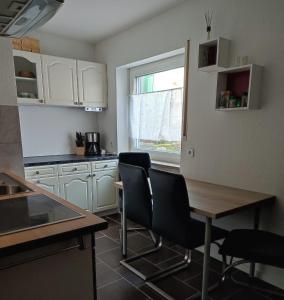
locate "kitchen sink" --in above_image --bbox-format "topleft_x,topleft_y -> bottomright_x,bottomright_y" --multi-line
0,173 -> 31,196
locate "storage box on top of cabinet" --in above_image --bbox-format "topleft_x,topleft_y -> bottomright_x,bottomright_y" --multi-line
215,64 -> 263,111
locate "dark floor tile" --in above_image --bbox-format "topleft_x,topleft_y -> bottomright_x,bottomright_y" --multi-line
127,233 -> 154,253
227,288 -> 270,300
160,259 -> 203,282
209,258 -> 224,274
95,231 -> 105,239
97,278 -> 150,300
130,258 -> 161,276
102,224 -> 121,241
98,246 -> 135,269
150,276 -> 198,300
185,270 -> 221,291
96,236 -> 120,255
208,277 -> 241,300
96,262 -> 121,288
115,265 -> 145,287
140,284 -> 168,300
107,213 -> 121,223
104,217 -> 120,227
144,246 -> 180,265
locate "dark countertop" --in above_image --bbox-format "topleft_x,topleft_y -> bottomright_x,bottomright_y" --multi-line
24,154 -> 118,167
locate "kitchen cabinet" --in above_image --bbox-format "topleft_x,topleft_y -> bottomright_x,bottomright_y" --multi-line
92,169 -> 117,212
13,50 -> 44,105
59,173 -> 92,210
29,176 -> 59,196
41,55 -> 78,106
77,60 -> 107,108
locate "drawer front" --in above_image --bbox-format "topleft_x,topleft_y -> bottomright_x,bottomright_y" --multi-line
92,160 -> 117,171
25,165 -> 58,178
59,162 -> 91,175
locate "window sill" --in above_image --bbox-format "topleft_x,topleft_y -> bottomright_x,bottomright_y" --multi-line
151,160 -> 180,169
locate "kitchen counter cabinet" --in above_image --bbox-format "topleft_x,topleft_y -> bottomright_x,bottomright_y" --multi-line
0,170 -> 107,300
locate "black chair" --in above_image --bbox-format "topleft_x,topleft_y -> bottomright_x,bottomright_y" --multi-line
219,229 -> 284,297
119,152 -> 151,176
146,168 -> 228,297
118,152 -> 152,245
119,163 -> 159,279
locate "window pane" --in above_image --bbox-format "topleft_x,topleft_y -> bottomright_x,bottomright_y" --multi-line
137,67 -> 184,94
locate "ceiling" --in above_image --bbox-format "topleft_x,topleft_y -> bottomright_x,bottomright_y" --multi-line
39,0 -> 186,44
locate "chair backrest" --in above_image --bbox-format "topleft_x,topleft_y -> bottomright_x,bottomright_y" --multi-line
119,163 -> 152,229
149,168 -> 191,246
119,152 -> 151,176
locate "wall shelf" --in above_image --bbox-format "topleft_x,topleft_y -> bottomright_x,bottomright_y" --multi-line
198,37 -> 230,72
16,76 -> 37,82
215,64 -> 263,111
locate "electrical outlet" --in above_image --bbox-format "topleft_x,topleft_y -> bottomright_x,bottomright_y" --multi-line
188,148 -> 195,157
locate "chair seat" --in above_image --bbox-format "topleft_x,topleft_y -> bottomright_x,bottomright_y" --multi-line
219,229 -> 284,268
182,219 -> 228,249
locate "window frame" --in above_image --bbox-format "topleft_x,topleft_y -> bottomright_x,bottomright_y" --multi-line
129,55 -> 185,164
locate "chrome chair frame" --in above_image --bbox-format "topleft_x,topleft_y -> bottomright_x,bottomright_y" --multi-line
120,236 -> 193,281
221,255 -> 284,298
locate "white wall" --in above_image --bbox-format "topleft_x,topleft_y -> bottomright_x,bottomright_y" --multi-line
19,31 -> 99,157
93,0 -> 284,288
19,106 -> 98,157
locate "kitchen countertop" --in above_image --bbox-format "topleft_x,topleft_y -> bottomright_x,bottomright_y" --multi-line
0,170 -> 107,257
24,154 -> 118,167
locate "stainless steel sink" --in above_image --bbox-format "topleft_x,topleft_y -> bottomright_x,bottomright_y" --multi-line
0,173 -> 31,196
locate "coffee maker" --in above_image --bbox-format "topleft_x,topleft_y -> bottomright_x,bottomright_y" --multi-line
85,132 -> 101,156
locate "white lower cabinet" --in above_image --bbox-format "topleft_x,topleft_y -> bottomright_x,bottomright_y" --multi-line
92,169 -> 118,212
25,160 -> 118,212
59,173 -> 92,210
29,177 -> 59,196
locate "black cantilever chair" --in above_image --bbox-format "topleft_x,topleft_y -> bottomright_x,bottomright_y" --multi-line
219,229 -> 284,297
119,163 -> 159,279
118,153 -> 152,256
145,168 -> 228,297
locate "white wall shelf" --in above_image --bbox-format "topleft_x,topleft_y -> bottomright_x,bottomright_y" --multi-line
215,64 -> 263,111
198,37 -> 230,72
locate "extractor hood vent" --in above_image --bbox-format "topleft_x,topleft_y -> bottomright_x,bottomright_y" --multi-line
0,0 -> 64,38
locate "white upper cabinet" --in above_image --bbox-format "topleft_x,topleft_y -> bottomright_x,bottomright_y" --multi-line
77,60 -> 107,108
13,50 -> 44,105
41,55 -> 78,106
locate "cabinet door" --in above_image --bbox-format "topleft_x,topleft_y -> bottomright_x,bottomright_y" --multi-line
42,55 -> 78,106
29,177 -> 59,196
59,174 -> 92,210
13,50 -> 44,105
77,60 -> 107,108
92,169 -> 117,212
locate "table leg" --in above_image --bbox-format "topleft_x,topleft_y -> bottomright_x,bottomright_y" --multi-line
202,217 -> 212,300
122,191 -> 127,257
91,233 -> 97,300
250,207 -> 260,279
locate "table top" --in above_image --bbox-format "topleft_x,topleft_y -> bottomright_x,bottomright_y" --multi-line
114,178 -> 275,219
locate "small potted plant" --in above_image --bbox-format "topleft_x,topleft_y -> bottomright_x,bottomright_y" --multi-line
75,132 -> 85,156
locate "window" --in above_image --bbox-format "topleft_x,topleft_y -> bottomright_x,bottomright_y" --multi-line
129,55 -> 184,163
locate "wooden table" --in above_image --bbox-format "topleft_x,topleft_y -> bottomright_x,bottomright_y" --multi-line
114,178 -> 275,300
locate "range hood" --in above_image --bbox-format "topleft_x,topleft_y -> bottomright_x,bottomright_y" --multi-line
0,0 -> 64,38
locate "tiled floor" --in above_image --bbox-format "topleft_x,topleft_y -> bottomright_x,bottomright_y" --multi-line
96,214 -> 284,300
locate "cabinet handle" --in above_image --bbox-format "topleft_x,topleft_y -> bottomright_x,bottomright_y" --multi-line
79,102 -> 83,105
87,174 -> 92,178
39,99 -> 44,104
104,165 -> 108,168
74,102 -> 79,105
72,167 -> 78,171
92,174 -> 96,177
36,180 -> 40,184
35,171 -> 40,175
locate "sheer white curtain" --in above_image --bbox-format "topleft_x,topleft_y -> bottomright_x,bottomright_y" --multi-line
130,88 -> 183,143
